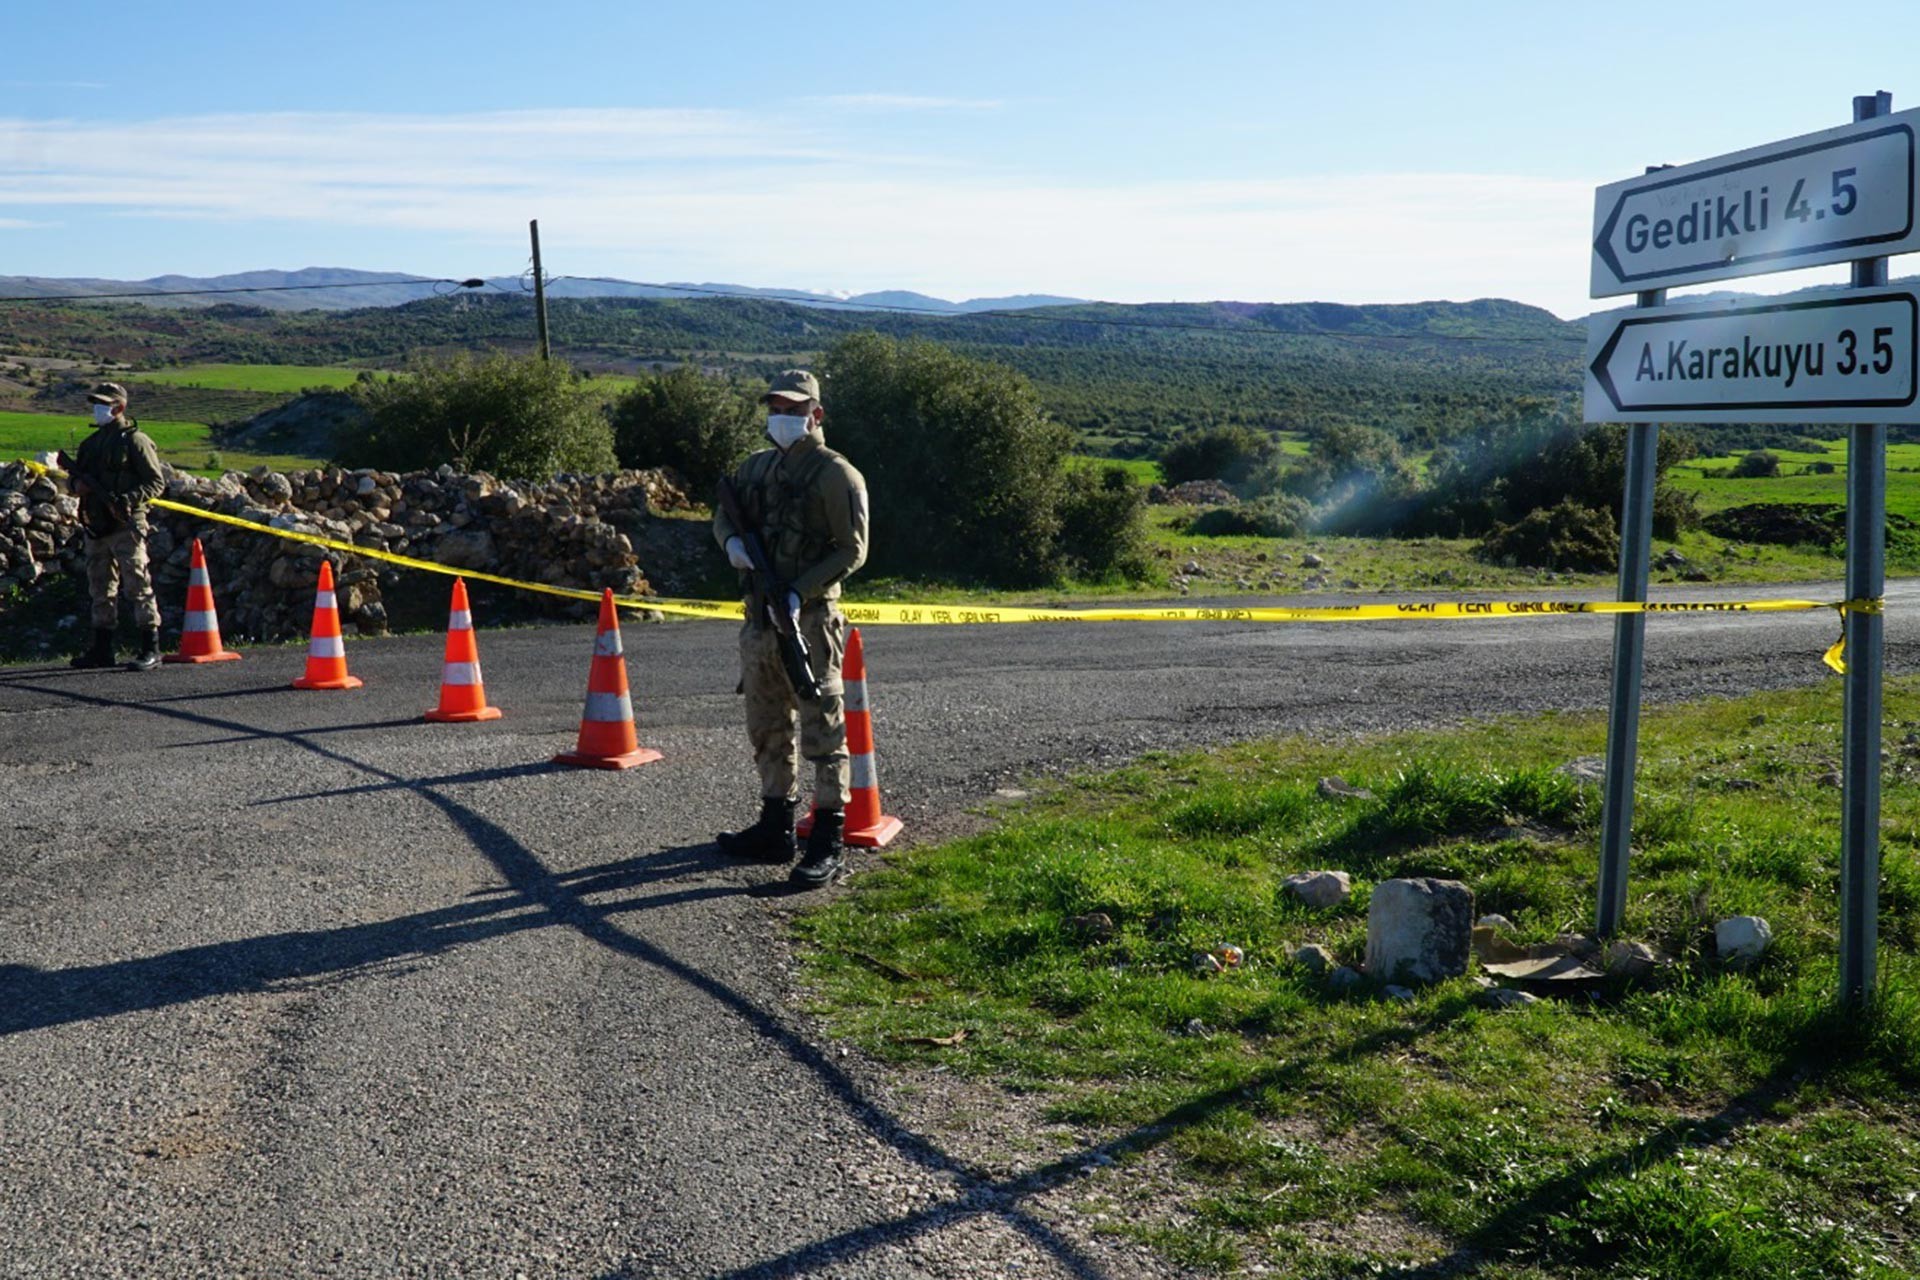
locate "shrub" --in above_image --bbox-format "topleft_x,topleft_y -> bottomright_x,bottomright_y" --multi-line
825,332 -> 1136,585
1187,494 -> 1312,537
1057,464 -> 1151,579
341,352 -> 616,478
1412,402 -> 1698,540
1478,497 -> 1619,571
1731,449 -> 1782,478
609,364 -> 760,496
1159,425 -> 1277,490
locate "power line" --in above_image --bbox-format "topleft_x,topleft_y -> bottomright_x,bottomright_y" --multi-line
549,275 -> 1588,348
0,277 -> 491,305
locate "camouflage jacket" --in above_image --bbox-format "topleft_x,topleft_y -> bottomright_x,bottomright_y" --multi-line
70,420 -> 165,535
713,430 -> 868,608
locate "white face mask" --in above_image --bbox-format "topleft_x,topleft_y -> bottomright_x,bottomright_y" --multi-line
92,403 -> 114,426
766,412 -> 811,450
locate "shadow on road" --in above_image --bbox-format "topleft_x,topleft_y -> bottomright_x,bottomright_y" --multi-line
1,678 -> 1120,1277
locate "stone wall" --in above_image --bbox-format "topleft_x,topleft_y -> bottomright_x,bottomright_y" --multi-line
0,461 -> 693,641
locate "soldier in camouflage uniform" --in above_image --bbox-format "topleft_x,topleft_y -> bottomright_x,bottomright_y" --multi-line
713,369 -> 870,887
60,382 -> 166,671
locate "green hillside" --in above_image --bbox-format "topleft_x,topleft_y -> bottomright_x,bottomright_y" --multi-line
0,293 -> 1587,449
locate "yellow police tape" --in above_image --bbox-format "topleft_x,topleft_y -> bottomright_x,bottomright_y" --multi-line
12,458 -> 1872,671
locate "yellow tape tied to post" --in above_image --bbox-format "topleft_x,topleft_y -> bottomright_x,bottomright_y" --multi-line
8,459 -> 1877,661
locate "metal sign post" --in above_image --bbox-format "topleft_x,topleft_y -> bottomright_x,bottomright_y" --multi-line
1841,90 -> 1893,1003
1587,94 -> 1896,1001
1595,174 -> 1668,938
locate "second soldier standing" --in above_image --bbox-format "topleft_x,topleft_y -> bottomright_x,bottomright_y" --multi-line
714,370 -> 869,887
60,382 -> 166,671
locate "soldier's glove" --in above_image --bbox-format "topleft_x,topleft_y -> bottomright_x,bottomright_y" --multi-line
724,536 -> 754,571
786,591 -> 802,626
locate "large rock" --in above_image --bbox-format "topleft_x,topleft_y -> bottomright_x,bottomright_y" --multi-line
1366,877 -> 1475,985
435,528 -> 497,569
1716,915 -> 1773,967
1284,870 -> 1352,909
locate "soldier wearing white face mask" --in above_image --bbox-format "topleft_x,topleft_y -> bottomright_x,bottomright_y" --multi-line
711,369 -> 870,887
59,382 -> 165,671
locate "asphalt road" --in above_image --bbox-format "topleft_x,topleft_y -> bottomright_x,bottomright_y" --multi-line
1,579 -> 1912,1278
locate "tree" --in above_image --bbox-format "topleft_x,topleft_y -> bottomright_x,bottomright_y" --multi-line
610,364 -> 760,496
822,332 -> 1143,586
1158,425 -> 1277,489
1731,449 -> 1782,478
340,351 -> 616,477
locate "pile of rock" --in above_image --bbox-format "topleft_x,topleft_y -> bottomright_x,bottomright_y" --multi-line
0,464 -> 76,587
1147,479 -> 1237,506
0,460 -> 694,642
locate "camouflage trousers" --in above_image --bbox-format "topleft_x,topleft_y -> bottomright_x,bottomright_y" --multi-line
740,602 -> 849,809
85,518 -> 159,631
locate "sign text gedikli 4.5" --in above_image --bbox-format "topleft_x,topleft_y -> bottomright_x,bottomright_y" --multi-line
1591,109 -> 1920,296
1585,289 -> 1919,423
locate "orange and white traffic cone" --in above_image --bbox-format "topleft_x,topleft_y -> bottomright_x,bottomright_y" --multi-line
553,589 -> 662,769
291,559 -> 363,691
424,578 -> 501,722
163,538 -> 242,664
799,627 -> 904,848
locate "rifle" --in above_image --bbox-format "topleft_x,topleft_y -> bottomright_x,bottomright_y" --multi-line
716,477 -> 821,702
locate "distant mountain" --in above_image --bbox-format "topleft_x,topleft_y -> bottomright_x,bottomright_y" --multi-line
0,268 -> 1088,315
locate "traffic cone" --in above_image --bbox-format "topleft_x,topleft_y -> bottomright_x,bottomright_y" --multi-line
424,578 -> 501,722
291,560 -> 363,691
163,538 -> 242,664
799,627 -> 904,848
553,589 -> 662,769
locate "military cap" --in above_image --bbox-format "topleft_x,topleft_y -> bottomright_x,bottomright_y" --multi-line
86,381 -> 129,405
761,369 -> 821,404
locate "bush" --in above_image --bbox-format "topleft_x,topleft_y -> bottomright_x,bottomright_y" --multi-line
825,332 -> 1146,586
609,364 -> 760,496
1055,465 -> 1150,579
341,352 -> 616,478
1731,449 -> 1782,478
1159,425 -> 1277,490
1283,424 -> 1419,530
1186,494 -> 1312,537
1411,402 -> 1698,540
1478,497 -> 1619,572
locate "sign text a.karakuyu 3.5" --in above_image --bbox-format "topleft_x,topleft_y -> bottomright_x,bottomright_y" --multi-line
1585,288 -> 1920,423
1591,108 -> 1920,296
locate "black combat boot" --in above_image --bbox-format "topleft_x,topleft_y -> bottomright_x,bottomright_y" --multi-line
790,808 -> 846,888
69,627 -> 116,670
716,797 -> 798,864
126,627 -> 162,672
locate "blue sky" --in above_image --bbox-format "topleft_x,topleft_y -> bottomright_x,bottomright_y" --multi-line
3,1 -> 1918,317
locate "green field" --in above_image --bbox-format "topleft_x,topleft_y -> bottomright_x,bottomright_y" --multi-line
1670,441 -> 1920,522
1067,454 -> 1162,485
131,363 -> 375,393
799,681 -> 1920,1276
0,411 -> 321,475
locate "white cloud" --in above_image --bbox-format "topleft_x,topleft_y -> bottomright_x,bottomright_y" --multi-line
0,216 -> 52,229
810,94 -> 1004,111
0,108 -> 1603,316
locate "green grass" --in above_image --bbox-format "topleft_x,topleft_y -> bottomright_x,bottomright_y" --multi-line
1670,440 -> 1920,524
1067,453 -> 1162,485
0,410 -> 321,475
798,682 -> 1920,1277
131,363 -> 374,393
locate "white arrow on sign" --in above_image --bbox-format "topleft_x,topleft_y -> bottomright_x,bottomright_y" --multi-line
1591,111 -> 1920,298
1585,289 -> 1920,424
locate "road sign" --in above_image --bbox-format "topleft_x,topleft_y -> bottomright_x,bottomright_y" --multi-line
1585,287 -> 1920,423
1591,110 -> 1920,297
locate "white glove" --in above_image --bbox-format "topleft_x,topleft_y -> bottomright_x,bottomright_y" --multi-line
786,590 -> 802,620
724,536 -> 753,571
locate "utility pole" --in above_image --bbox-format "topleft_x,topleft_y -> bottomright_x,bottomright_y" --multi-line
529,219 -> 551,361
